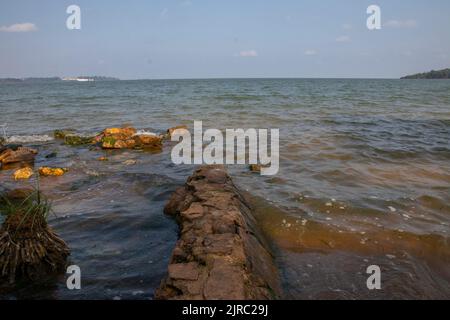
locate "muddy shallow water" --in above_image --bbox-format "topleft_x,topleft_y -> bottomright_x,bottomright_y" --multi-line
1,79 -> 449,299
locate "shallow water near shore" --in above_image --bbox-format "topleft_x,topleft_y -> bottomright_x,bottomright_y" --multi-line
1,78 -> 449,299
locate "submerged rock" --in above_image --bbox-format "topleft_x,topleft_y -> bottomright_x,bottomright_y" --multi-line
13,167 -> 34,180
39,167 -> 67,177
98,127 -> 163,150
156,165 -> 282,300
0,146 -> 38,165
134,134 -> 163,149
64,134 -> 94,146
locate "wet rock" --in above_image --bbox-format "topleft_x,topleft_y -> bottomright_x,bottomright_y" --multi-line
0,136 -> 5,146
64,134 -> 94,146
13,167 -> 34,180
54,129 -> 75,139
0,147 -> 38,165
156,165 -> 282,300
99,127 -> 137,149
166,125 -> 188,139
134,134 -> 163,149
98,156 -> 108,161
39,167 -> 67,177
98,126 -> 163,150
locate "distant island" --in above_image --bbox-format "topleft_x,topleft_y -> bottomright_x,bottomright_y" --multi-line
0,76 -> 119,83
401,68 -> 450,79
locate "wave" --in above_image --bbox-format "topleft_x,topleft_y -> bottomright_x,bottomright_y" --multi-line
6,134 -> 54,143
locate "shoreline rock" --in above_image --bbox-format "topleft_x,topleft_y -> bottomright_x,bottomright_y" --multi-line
156,165 -> 282,300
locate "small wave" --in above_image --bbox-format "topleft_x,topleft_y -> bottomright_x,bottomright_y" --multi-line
6,134 -> 54,143
133,130 -> 158,136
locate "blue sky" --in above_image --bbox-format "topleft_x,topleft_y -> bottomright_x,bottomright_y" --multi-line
1,0 -> 449,79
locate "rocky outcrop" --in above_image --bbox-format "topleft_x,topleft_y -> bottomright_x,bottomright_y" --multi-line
39,167 -> 67,177
0,146 -> 38,165
96,127 -> 163,150
166,125 -> 188,139
156,165 -> 281,300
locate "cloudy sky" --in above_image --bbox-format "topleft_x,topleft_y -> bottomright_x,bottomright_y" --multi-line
1,0 -> 449,79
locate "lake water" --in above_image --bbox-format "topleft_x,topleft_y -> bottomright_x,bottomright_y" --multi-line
0,79 -> 449,299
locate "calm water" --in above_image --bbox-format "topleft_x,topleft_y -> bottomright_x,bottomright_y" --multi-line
0,79 -> 449,299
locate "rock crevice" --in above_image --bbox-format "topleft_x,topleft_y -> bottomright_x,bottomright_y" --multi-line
156,165 -> 281,300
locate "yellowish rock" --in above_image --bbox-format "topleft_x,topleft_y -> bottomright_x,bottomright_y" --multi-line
13,167 -> 34,180
39,167 -> 67,177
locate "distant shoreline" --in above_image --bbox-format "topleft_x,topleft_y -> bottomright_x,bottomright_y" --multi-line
401,68 -> 450,79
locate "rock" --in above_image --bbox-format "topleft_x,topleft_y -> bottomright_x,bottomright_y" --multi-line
0,136 -> 5,146
39,167 -> 67,177
104,127 -> 137,136
249,164 -> 261,172
155,165 -> 282,300
98,156 -> 108,161
13,167 -> 34,180
123,159 -> 137,165
134,134 -> 163,149
167,125 -> 188,139
45,152 -> 58,159
64,134 -> 94,146
0,147 -> 38,165
54,129 -> 75,139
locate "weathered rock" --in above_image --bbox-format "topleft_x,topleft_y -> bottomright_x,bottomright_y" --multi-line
98,156 -> 108,161
100,127 -> 137,149
39,167 -> 67,177
13,167 -> 34,180
134,134 -> 163,149
64,134 -> 94,146
54,129 -> 75,139
156,165 -> 282,300
0,147 -> 38,165
98,126 -> 163,150
166,125 -> 188,139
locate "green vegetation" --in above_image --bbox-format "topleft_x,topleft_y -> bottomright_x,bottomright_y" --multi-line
0,179 -> 69,284
401,68 -> 450,79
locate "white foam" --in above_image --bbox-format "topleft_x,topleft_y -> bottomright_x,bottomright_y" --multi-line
6,134 -> 54,143
133,130 -> 158,136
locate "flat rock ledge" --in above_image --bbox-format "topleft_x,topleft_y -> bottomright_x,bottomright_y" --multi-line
155,165 -> 282,300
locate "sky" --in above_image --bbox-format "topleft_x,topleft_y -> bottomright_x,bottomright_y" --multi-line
1,0 -> 449,79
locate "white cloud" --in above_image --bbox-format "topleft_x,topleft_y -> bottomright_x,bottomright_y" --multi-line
304,49 -> 317,56
238,50 -> 258,57
384,19 -> 417,28
336,35 -> 351,43
0,23 -> 37,33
